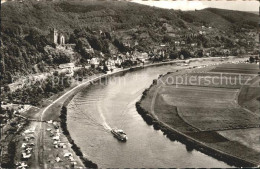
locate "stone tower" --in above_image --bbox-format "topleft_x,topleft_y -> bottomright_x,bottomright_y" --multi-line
49,28 -> 58,44
48,28 -> 65,45
53,28 -> 58,44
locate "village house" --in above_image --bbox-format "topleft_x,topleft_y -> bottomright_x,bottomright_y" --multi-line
199,31 -> 206,35
175,41 -> 180,46
123,41 -> 131,48
90,58 -> 100,68
84,47 -> 94,54
58,63 -> 75,76
222,49 -> 231,56
132,50 -> 149,62
105,58 -> 117,70
191,43 -> 198,47
114,57 -> 123,66
140,52 -> 149,62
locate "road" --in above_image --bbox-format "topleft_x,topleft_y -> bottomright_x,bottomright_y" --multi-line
31,57 -> 248,168
33,71 -> 123,168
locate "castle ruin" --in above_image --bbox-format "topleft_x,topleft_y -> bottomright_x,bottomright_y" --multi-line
48,28 -> 65,45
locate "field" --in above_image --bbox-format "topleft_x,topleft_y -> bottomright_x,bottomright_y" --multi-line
149,63 -> 260,132
140,62 -> 260,165
210,63 -> 260,74
218,128 -> 260,152
161,68 -> 257,89
156,86 -> 259,131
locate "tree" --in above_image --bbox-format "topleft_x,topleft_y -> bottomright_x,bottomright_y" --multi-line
25,29 -> 48,52
249,56 -> 255,63
196,49 -> 203,58
6,108 -> 13,119
179,48 -> 191,59
162,35 -> 172,43
75,38 -> 92,59
113,38 -> 127,53
53,71 -> 59,76
169,51 -> 179,59
186,36 -> 192,44
4,71 -> 13,84
3,85 -> 10,93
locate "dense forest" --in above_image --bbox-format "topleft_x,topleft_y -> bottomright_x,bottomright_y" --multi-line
1,0 -> 258,84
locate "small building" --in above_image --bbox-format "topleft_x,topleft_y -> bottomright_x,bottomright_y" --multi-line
59,63 -> 75,76
114,57 -> 123,66
90,58 -> 100,68
175,41 -> 180,46
191,43 -> 197,47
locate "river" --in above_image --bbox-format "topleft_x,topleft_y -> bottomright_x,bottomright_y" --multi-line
67,61 -> 232,167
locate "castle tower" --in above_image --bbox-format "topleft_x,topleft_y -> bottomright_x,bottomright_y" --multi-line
53,28 -> 58,44
49,28 -> 58,44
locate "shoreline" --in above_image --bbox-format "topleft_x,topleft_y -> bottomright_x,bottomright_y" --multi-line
136,95 -> 256,167
59,93 -> 98,168
53,56 -> 248,167
135,61 -> 259,167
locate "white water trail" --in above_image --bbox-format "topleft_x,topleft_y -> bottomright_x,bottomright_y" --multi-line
97,102 -> 112,131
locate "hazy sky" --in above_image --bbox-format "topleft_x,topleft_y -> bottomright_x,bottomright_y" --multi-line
132,0 -> 259,11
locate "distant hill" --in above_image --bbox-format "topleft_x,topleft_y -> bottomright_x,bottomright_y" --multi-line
246,11 -> 258,15
1,0 -> 258,83
2,1 -> 258,33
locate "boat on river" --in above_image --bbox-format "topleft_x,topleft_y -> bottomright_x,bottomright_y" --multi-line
111,129 -> 127,142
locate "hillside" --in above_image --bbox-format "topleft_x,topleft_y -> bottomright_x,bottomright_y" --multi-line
2,1 -> 258,33
1,0 -> 258,84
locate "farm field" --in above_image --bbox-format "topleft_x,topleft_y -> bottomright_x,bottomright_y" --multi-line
156,86 -> 259,131
139,62 -> 260,165
215,63 -> 259,69
238,84 -> 260,114
162,73 -> 255,88
210,63 -> 259,74
217,128 -> 260,152
142,62 -> 260,132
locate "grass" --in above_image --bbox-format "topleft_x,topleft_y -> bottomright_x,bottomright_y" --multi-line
152,85 -> 259,131
209,141 -> 260,164
21,106 -> 40,119
141,62 -> 260,137
210,63 -> 260,74
138,62 -> 260,166
238,85 -> 260,113
218,128 -> 260,152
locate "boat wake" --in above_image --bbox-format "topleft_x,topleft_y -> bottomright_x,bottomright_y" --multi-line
100,112 -> 111,131
97,102 -> 112,131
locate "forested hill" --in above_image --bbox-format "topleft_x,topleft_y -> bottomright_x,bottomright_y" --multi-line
2,1 -> 257,33
1,0 -> 258,84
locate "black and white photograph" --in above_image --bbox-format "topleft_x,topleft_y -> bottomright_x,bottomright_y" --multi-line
0,0 -> 259,168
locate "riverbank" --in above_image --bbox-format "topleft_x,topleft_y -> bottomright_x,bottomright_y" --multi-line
11,56 -> 247,168
53,56 -> 248,167
59,102 -> 98,168
136,60 -> 260,167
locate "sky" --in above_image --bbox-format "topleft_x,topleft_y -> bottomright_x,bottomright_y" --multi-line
132,0 -> 259,12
